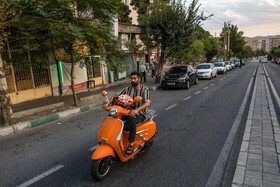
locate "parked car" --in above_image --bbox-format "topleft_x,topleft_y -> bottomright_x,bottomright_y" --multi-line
225,61 -> 232,71
196,63 -> 217,80
234,60 -> 240,67
161,66 -> 198,89
260,58 -> 268,63
230,61 -> 235,69
214,62 -> 227,74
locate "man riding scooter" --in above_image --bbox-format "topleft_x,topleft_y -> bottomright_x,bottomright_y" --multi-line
103,71 -> 151,155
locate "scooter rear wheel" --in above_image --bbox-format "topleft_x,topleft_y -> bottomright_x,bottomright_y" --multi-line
91,156 -> 112,180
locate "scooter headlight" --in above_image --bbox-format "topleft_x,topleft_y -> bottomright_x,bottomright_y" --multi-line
109,108 -> 117,117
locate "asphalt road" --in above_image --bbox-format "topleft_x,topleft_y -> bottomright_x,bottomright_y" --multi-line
0,61 -> 260,187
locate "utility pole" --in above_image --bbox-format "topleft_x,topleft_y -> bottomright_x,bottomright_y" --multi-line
223,21 -> 231,61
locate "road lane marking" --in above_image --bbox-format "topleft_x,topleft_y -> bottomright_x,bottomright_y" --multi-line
204,87 -> 209,90
164,104 -> 178,111
210,83 -> 214,86
194,91 -> 201,95
219,79 -> 223,81
183,96 -> 191,101
17,165 -> 64,187
89,144 -> 99,152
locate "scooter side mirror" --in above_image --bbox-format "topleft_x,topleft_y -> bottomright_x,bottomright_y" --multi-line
134,97 -> 142,103
101,91 -> 107,97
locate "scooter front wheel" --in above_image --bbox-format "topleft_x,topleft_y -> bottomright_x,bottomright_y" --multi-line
91,156 -> 112,180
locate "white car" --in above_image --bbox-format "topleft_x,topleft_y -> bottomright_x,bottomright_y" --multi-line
196,63 -> 217,79
225,61 -> 232,71
260,58 -> 268,63
214,62 -> 227,74
230,61 -> 235,69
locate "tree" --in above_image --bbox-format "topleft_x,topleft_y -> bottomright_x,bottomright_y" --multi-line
243,45 -> 255,59
184,39 -> 204,65
142,0 -> 207,83
124,39 -> 140,71
10,0 -> 124,107
0,0 -> 19,126
220,25 -> 246,58
269,46 -> 280,58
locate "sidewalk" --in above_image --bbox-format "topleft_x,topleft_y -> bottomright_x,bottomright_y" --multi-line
232,65 -> 280,186
0,77 -> 160,136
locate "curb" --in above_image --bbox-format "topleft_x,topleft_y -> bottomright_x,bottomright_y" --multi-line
0,101 -> 103,137
0,85 -> 159,138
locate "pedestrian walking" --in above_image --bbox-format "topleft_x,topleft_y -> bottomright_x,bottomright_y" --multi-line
240,59 -> 242,68
151,63 -> 155,78
140,63 -> 147,82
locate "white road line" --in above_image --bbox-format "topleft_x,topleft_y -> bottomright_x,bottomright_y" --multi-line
210,83 -> 214,86
89,144 -> 99,152
194,91 -> 201,95
164,104 -> 178,111
183,96 -> 191,101
204,87 -> 209,90
219,79 -> 223,81
17,165 -> 64,187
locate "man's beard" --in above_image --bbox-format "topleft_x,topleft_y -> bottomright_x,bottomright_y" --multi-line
131,82 -> 138,87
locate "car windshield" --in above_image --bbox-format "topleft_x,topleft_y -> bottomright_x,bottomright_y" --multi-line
214,63 -> 223,67
225,62 -> 229,65
167,67 -> 188,75
196,64 -> 211,69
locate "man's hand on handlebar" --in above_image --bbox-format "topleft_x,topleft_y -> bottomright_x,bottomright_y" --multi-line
130,109 -> 139,117
103,102 -> 109,109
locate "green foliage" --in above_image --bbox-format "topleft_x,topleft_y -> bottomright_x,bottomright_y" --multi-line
269,46 -> 280,57
220,25 -> 246,58
243,45 -> 255,58
255,48 -> 268,56
118,2 -> 132,24
184,39 -> 204,62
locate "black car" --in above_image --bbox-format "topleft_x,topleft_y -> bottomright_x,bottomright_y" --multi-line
161,66 -> 198,89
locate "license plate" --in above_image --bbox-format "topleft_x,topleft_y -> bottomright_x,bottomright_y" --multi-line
167,83 -> 176,85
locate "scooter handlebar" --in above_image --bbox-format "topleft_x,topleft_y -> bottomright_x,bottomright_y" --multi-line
105,106 -> 131,116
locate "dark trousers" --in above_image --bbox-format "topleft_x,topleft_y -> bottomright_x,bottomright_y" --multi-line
141,72 -> 146,82
152,69 -> 155,78
122,114 -> 145,142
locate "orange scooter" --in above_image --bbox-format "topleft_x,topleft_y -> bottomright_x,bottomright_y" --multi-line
91,91 -> 157,180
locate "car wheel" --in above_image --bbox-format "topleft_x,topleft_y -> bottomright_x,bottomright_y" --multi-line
185,80 -> 190,89
209,75 -> 212,80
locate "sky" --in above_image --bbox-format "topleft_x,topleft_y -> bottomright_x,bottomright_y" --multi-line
198,0 -> 280,37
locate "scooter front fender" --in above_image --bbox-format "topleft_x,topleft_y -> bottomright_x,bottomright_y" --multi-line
91,143 -> 115,160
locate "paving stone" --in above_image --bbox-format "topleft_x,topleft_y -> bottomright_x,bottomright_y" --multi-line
273,128 -> 280,134
231,184 -> 242,187
243,133 -> 251,141
250,141 -> 262,146
263,154 -> 278,163
245,170 -> 262,180
249,149 -> 262,155
237,152 -> 248,166
263,161 -> 280,170
263,166 -> 280,175
248,153 -> 262,160
275,134 -> 280,143
241,142 -> 249,152
245,125 -> 252,133
262,142 -> 275,148
232,166 -> 246,185
263,180 -> 280,187
263,151 -> 277,158
244,177 -> 262,187
247,164 -> 262,173
263,173 -> 280,183
263,147 -> 276,153
276,143 -> 280,154
247,158 -> 262,166
250,145 -> 262,150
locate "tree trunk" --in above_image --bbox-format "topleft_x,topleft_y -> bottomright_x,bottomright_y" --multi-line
155,46 -> 166,83
131,53 -> 137,71
0,54 -> 13,126
50,38 -> 62,96
69,46 -> 78,106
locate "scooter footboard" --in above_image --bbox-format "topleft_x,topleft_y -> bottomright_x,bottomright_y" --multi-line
91,143 -> 115,160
